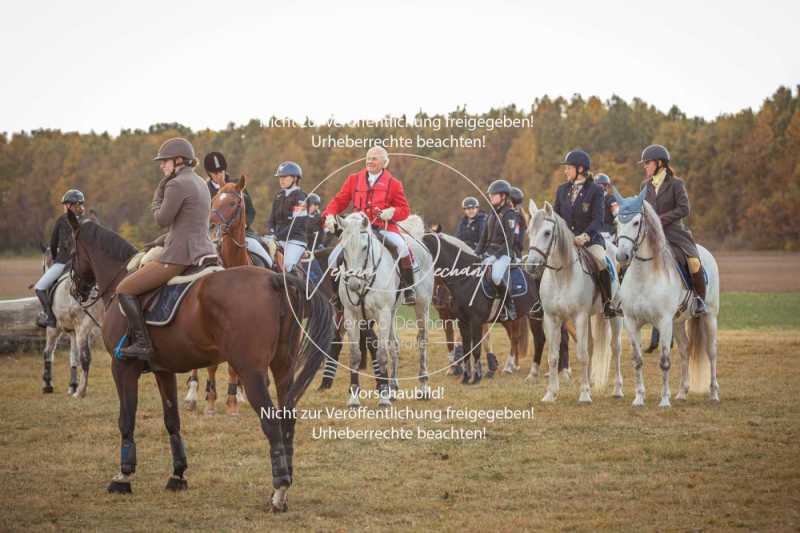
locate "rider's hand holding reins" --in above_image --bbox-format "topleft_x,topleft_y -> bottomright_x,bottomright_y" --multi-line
574,233 -> 590,247
378,207 -> 395,221
323,215 -> 336,233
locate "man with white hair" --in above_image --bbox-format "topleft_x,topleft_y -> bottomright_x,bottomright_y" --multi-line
321,146 -> 416,304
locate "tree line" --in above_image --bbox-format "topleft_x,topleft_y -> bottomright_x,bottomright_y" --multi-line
1,85 -> 798,252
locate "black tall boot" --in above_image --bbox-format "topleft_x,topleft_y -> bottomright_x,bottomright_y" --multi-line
597,269 -> 620,319
118,294 -> 154,361
399,257 -> 416,305
35,289 -> 56,328
498,282 -> 517,321
690,267 -> 708,316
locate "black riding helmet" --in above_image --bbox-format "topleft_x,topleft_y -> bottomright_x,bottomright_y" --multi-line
560,149 -> 591,174
462,196 -> 479,209
61,189 -> 85,204
306,193 -> 321,207
509,187 -> 524,206
639,144 -> 670,164
595,174 -> 611,186
204,152 -> 227,174
487,179 -> 512,196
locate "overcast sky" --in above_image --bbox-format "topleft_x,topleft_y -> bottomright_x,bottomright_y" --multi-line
3,0 -> 798,135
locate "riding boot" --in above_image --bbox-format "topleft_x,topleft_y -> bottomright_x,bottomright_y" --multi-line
118,294 -> 154,361
690,267 -> 708,316
498,282 -> 517,321
35,289 -> 57,328
399,257 -> 416,305
597,269 -> 619,319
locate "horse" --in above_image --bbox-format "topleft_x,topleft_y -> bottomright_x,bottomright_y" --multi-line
524,200 -> 623,403
615,193 -> 720,407
37,246 -> 104,397
421,231 -> 541,385
66,211 -> 334,512
335,212 -> 434,407
181,175 -> 259,416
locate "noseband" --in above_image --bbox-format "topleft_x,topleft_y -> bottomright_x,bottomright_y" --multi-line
618,214 -> 654,262
528,217 -> 567,272
211,192 -> 245,248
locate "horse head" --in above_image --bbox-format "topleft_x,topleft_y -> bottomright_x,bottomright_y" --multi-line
615,188 -> 648,264
210,177 -> 246,233
524,200 -> 557,274
67,210 -> 96,302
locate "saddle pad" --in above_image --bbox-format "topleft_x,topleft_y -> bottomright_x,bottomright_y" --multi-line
307,258 -> 324,287
481,266 -> 528,300
143,280 -> 195,326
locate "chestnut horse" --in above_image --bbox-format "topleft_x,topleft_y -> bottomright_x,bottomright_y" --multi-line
183,175 -> 259,416
67,211 -> 334,512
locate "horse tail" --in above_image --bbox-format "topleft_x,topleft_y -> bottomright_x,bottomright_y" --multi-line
687,317 -> 711,394
590,314 -> 612,390
400,214 -> 425,241
283,274 -> 335,409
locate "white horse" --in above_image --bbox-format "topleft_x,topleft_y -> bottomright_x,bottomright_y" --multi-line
39,248 -> 104,398
615,193 -> 720,407
525,200 -> 623,403
335,212 -> 433,407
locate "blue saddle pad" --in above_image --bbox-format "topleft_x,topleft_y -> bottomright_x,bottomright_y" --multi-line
308,258 -> 324,287
144,281 -> 194,327
605,256 -> 617,284
481,266 -> 528,300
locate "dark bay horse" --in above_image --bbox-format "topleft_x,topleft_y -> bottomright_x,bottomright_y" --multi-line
422,232 -> 541,384
67,211 -> 334,512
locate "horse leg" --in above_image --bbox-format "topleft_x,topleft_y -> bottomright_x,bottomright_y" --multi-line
705,315 -> 720,402
108,358 -> 143,493
458,321 -> 472,385
41,328 -> 58,393
364,324 -> 381,390
527,318 -> 544,381
657,317 -> 674,408
558,323 -> 572,383
574,313 -> 592,404
154,371 -> 188,491
226,366 -> 241,416
270,347 -> 296,497
345,316 -> 363,407
318,319 -> 343,390
470,320 -> 483,385
67,331 -> 79,396
75,324 -> 92,398
673,322 -> 690,400
415,301 -> 431,399
626,318 -> 646,406
541,313 -> 563,402
611,317 -> 624,398
238,369 -> 290,512
184,369 -> 199,411
374,309 -> 394,406
205,365 -> 218,415
444,317 -> 456,375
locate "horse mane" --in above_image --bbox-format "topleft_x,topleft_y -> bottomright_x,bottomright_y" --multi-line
78,220 -> 138,263
399,214 -> 425,240
439,233 -> 474,254
642,201 -> 670,272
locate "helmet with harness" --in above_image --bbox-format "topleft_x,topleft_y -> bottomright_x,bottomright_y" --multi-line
203,151 -> 227,174
509,187 -> 524,206
595,173 -> 611,186
61,189 -> 85,205
306,193 -> 321,206
639,144 -> 670,165
153,138 -> 196,165
462,196 -> 479,209
275,161 -> 303,180
487,179 -> 512,196
560,149 -> 591,174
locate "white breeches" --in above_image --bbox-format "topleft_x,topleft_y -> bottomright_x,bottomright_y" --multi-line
35,263 -> 66,291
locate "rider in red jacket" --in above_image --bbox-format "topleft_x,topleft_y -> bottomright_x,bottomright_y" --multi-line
321,146 -> 416,304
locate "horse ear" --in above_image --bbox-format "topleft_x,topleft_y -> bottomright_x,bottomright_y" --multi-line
528,199 -> 538,217
543,201 -> 553,215
612,186 -> 624,203
237,174 -> 247,191
67,209 -> 81,231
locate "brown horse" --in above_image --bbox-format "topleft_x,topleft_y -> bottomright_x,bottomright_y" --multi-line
67,211 -> 333,512
182,174 -> 255,416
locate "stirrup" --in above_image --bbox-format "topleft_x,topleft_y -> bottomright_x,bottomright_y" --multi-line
402,289 -> 416,306
603,301 -> 621,319
692,297 -> 708,317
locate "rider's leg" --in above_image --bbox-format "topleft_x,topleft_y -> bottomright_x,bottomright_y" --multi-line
245,236 -> 273,267
281,240 -> 306,273
379,230 -> 416,304
687,257 -> 707,316
587,244 -> 618,318
327,243 -> 344,306
34,262 -> 66,328
490,255 -> 516,321
116,261 -> 185,361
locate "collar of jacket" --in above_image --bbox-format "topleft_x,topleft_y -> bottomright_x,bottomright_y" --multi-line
651,169 -> 667,192
281,185 -> 299,195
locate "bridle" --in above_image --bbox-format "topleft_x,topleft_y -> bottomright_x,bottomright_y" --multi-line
341,221 -> 384,310
69,231 -> 127,312
618,213 -> 654,262
211,191 -> 245,248
527,217 -> 578,272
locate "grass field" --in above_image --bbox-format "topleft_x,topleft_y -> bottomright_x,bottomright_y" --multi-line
1,325 -> 799,531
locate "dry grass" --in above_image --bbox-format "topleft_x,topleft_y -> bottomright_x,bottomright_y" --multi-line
1,326 -> 799,532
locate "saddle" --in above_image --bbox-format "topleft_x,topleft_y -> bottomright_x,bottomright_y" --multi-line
480,265 -> 528,300
123,248 -> 223,327
47,269 -> 72,300
577,248 -> 617,286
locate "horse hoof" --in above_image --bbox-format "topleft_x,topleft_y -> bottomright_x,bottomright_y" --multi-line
578,394 -> 592,404
317,382 -> 332,391
346,396 -> 360,408
632,396 -> 645,407
676,391 -> 687,401
42,385 -> 54,394
460,373 -> 469,385
613,390 -> 624,399
205,408 -> 216,416
165,476 -> 188,491
541,392 -> 556,403
107,481 -> 132,494
659,398 -> 671,408
185,400 -> 197,411
67,386 -> 77,396
485,370 -> 495,379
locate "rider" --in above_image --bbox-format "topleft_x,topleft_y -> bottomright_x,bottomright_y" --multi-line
267,161 -> 308,273
115,138 -> 217,360
33,189 -> 85,328
455,196 -> 487,251
639,144 -> 707,315
474,179 -> 518,321
595,173 -> 619,242
321,146 -> 416,305
305,193 -> 327,250
509,186 -> 527,259
203,151 -> 272,265
554,149 -> 619,318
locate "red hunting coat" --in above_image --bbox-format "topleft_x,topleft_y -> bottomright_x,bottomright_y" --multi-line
321,169 -> 411,233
